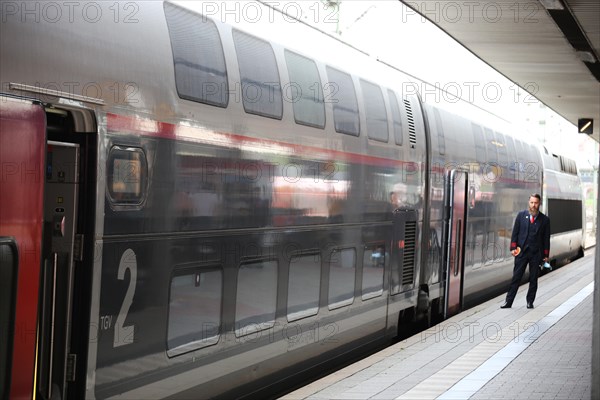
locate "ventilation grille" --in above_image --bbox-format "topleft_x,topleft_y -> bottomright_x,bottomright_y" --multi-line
402,221 -> 417,285
403,99 -> 417,148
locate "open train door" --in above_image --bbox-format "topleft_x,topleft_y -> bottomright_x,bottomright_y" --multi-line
0,97 -> 46,400
2,94 -> 96,400
443,169 -> 468,319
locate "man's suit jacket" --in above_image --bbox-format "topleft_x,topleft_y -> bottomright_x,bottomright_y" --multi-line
510,210 -> 551,258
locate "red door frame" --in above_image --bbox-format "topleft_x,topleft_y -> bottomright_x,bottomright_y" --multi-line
444,169 -> 467,318
0,98 -> 46,400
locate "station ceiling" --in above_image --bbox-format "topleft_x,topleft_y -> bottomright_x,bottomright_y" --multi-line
401,0 -> 600,141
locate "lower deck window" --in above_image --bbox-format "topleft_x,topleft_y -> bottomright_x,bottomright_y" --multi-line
167,267 -> 222,357
287,254 -> 321,321
235,260 -> 278,337
362,244 -> 385,299
328,248 -> 356,309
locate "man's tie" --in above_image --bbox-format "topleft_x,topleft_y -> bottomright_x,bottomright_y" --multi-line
530,215 -> 534,224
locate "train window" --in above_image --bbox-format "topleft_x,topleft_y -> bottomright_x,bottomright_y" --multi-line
167,267 -> 222,357
548,199 -> 583,235
106,146 -> 148,207
326,66 -> 360,136
433,108 -> 446,155
328,248 -> 356,310
514,139 -> 526,174
525,144 -> 541,180
164,3 -> 228,107
505,135 -> 517,174
472,123 -> 486,166
360,79 -> 389,142
362,244 -> 385,300
235,260 -> 278,337
483,128 -> 497,163
494,131 -> 508,171
287,253 -> 321,321
388,90 -> 403,146
284,50 -> 325,129
233,30 -> 283,120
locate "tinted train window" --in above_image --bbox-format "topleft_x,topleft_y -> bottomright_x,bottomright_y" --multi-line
167,267 -> 222,357
433,108 -> 446,155
107,146 -> 148,207
235,260 -> 278,337
494,132 -> 508,170
362,244 -> 385,300
233,30 -> 283,119
328,248 -> 356,310
164,3 -> 228,107
472,123 -> 486,164
285,50 -> 325,128
484,128 -> 497,162
514,139 -> 526,171
548,199 -> 582,234
505,135 -> 517,173
287,254 -> 321,321
531,145 -> 542,180
388,90 -> 403,145
360,79 -> 388,142
326,66 -> 360,136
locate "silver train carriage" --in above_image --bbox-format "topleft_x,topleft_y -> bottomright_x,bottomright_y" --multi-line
0,1 -> 584,399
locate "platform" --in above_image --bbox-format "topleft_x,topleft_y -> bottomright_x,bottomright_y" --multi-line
282,250 -> 595,400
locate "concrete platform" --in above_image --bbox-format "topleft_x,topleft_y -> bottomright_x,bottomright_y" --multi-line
281,250 -> 594,400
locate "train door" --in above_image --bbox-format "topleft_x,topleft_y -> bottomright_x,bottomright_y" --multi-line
1,96 -> 96,399
0,97 -> 46,400
443,170 -> 468,318
37,141 -> 81,400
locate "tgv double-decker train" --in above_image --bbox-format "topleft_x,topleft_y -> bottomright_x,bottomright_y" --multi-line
0,1 -> 584,399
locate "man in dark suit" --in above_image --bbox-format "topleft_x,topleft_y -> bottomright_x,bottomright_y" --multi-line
501,193 -> 550,309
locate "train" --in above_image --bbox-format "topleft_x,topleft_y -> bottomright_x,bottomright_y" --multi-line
0,1 -> 584,399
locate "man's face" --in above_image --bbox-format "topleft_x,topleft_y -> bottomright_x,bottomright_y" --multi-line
528,196 -> 540,215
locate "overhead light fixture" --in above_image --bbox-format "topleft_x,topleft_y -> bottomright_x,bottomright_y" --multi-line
578,118 -> 593,134
539,0 -> 564,10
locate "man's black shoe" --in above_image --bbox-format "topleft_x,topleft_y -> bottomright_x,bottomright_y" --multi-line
527,302 -> 534,309
500,302 -> 512,309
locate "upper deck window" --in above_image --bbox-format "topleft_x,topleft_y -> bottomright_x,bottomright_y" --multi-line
433,108 -> 446,155
284,50 -> 325,128
360,80 -> 389,143
388,90 -> 403,146
164,3 -> 228,107
494,131 -> 508,169
326,66 -> 360,136
233,30 -> 283,119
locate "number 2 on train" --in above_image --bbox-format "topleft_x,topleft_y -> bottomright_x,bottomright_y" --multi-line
114,248 -> 137,347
